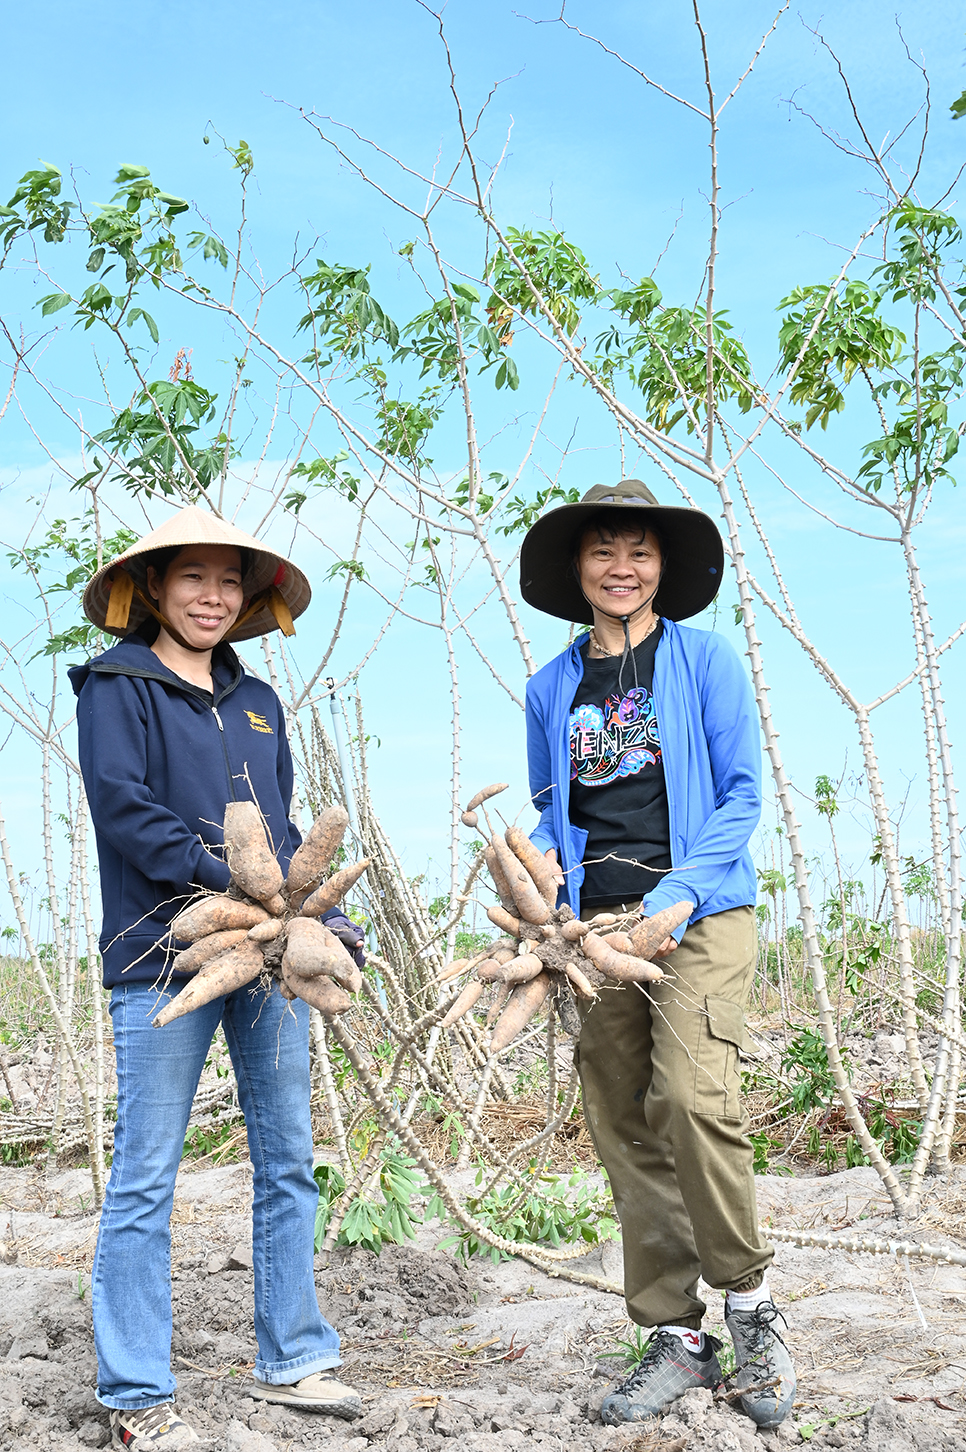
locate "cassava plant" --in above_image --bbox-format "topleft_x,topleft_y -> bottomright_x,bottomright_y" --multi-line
1,3 -> 964,1243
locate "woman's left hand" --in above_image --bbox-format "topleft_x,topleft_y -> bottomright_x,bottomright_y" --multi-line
630,901 -> 693,960
320,910 -> 366,967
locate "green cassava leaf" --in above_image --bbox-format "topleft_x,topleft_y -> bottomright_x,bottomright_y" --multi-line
40,292 -> 72,315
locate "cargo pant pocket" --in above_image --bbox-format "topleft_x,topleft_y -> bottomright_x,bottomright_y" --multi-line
693,995 -> 747,1119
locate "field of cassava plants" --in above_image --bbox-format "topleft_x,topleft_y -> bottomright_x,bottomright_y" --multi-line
3,847 -> 966,1452
4,1 -> 966,1446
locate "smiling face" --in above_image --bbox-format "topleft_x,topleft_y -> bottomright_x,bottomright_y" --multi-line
576,521 -> 663,622
145,544 -> 245,650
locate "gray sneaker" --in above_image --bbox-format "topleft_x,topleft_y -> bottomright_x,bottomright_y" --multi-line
725,1301 -> 797,1428
600,1329 -> 723,1424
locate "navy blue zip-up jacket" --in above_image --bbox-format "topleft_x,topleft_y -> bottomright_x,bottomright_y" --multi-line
69,633 -> 302,988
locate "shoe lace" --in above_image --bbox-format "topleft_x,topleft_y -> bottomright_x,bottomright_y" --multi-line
739,1302 -> 789,1369
618,1330 -> 686,1395
121,1404 -> 180,1438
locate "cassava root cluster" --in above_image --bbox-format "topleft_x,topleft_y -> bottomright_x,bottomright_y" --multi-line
155,801 -> 368,1028
440,784 -> 689,1053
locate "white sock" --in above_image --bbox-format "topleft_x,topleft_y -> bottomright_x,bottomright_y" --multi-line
660,1325 -> 705,1354
726,1276 -> 772,1313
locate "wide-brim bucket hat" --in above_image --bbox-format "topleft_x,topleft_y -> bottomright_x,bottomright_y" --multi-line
519,479 -> 724,624
82,505 -> 311,644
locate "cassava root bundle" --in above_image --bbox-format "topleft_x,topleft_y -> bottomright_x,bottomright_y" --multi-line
438,785 -> 692,1054
154,801 -> 368,1027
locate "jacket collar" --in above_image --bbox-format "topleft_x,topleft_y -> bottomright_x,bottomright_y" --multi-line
68,633 -> 243,705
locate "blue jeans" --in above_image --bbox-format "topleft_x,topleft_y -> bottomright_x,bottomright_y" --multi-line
93,980 -> 340,1410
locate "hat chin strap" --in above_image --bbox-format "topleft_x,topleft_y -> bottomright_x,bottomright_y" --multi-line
135,582 -> 220,655
580,583 -> 661,697
579,580 -> 660,629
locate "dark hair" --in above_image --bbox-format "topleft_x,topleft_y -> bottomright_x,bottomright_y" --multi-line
142,544 -> 251,599
571,509 -> 666,562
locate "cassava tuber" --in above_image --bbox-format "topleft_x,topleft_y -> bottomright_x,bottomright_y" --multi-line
154,939 -> 265,1027
505,825 -> 560,907
171,897 -> 269,943
286,804 -> 350,895
223,801 -> 285,905
299,859 -> 371,917
172,928 -> 249,975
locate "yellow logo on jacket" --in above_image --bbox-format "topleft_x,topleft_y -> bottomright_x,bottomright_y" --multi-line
245,711 -> 274,735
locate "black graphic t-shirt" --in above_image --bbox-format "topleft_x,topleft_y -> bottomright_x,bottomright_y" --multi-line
568,623 -> 672,907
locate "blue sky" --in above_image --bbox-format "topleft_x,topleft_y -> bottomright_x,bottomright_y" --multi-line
2,1 -> 965,910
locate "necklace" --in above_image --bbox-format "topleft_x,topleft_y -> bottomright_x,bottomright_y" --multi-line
589,615 -> 658,657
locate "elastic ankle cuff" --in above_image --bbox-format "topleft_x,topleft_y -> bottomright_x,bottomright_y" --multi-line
729,1269 -> 765,1294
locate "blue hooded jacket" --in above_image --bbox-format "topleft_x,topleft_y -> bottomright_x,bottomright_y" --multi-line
69,633 -> 302,988
525,617 -> 761,937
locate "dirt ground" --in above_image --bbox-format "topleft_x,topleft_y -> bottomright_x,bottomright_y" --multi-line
2,1158 -> 966,1452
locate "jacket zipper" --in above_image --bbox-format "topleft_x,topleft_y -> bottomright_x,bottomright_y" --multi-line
651,634 -> 677,870
211,706 -> 237,802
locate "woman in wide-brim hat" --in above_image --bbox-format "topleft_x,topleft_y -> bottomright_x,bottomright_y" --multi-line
69,506 -> 363,1439
520,479 -> 796,1430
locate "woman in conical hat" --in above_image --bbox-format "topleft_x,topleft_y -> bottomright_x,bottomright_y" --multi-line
520,479 -> 796,1430
82,502 -> 311,653
69,507 -> 363,1438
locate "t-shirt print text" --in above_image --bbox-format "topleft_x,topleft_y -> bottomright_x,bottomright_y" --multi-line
245,711 -> 274,735
569,687 -> 661,787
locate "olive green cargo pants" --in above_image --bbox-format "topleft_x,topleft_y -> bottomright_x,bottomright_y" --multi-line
576,904 -> 772,1328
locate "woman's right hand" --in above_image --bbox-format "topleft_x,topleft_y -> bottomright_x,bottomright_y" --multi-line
544,848 -> 565,887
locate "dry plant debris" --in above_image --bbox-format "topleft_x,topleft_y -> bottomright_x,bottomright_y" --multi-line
156,801 -> 368,1027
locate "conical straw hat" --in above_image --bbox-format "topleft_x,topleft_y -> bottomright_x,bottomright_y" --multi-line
82,505 -> 311,643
